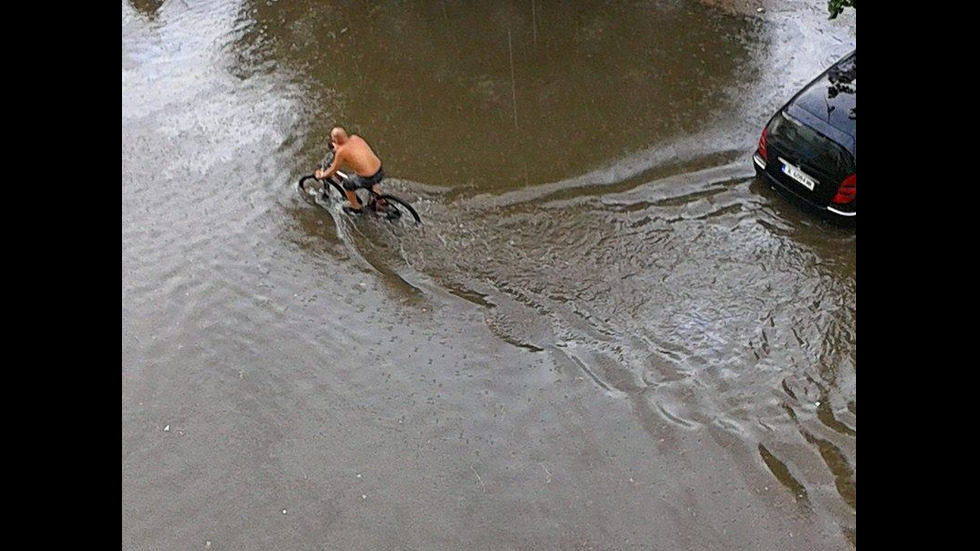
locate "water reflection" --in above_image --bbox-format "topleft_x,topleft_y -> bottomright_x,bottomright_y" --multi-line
128,0 -> 165,19
243,0 -> 761,191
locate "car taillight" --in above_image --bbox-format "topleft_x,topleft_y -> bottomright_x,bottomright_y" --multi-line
832,174 -> 856,204
758,127 -> 768,160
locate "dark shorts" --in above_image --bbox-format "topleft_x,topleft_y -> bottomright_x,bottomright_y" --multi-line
343,166 -> 384,191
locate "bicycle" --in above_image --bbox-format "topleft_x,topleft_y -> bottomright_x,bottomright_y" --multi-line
298,150 -> 421,226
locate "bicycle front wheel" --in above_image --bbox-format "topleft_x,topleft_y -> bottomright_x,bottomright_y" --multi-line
298,174 -> 325,206
298,174 -> 346,206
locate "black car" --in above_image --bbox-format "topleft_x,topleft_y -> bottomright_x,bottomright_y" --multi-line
753,50 -> 856,219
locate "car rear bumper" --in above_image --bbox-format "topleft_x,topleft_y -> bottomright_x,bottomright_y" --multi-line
753,154 -> 855,218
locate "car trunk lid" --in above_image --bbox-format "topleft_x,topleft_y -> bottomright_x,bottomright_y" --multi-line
765,108 -> 855,204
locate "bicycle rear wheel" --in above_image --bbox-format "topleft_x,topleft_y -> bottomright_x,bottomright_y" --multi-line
376,194 -> 422,226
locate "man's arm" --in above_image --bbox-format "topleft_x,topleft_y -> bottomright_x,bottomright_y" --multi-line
316,149 -> 345,179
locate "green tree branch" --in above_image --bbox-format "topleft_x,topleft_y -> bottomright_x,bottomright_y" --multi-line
829,0 -> 856,19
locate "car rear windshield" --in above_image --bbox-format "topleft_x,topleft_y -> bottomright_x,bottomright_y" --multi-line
792,52 -> 856,138
768,111 -> 855,176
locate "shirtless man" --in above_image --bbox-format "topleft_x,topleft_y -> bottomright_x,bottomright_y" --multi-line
315,126 -> 384,214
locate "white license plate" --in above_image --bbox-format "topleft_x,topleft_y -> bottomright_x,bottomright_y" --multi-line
778,157 -> 816,191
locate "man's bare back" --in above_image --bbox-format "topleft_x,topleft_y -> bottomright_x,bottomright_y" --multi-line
334,135 -> 381,177
316,127 -> 381,180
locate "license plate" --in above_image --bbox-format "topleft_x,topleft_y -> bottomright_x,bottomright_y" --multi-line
778,157 -> 817,191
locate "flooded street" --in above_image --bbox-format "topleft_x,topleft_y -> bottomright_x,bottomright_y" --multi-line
122,1 -> 855,549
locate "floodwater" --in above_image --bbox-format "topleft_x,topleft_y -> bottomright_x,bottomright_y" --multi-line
122,1 -> 856,549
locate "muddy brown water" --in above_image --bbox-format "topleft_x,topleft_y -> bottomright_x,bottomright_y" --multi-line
123,1 -> 856,549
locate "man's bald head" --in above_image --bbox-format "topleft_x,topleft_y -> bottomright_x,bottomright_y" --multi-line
330,126 -> 349,145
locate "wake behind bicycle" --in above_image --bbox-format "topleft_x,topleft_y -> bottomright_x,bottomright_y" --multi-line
297,148 -> 421,226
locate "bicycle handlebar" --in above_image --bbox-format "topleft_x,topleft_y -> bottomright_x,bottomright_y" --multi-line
319,149 -> 336,171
